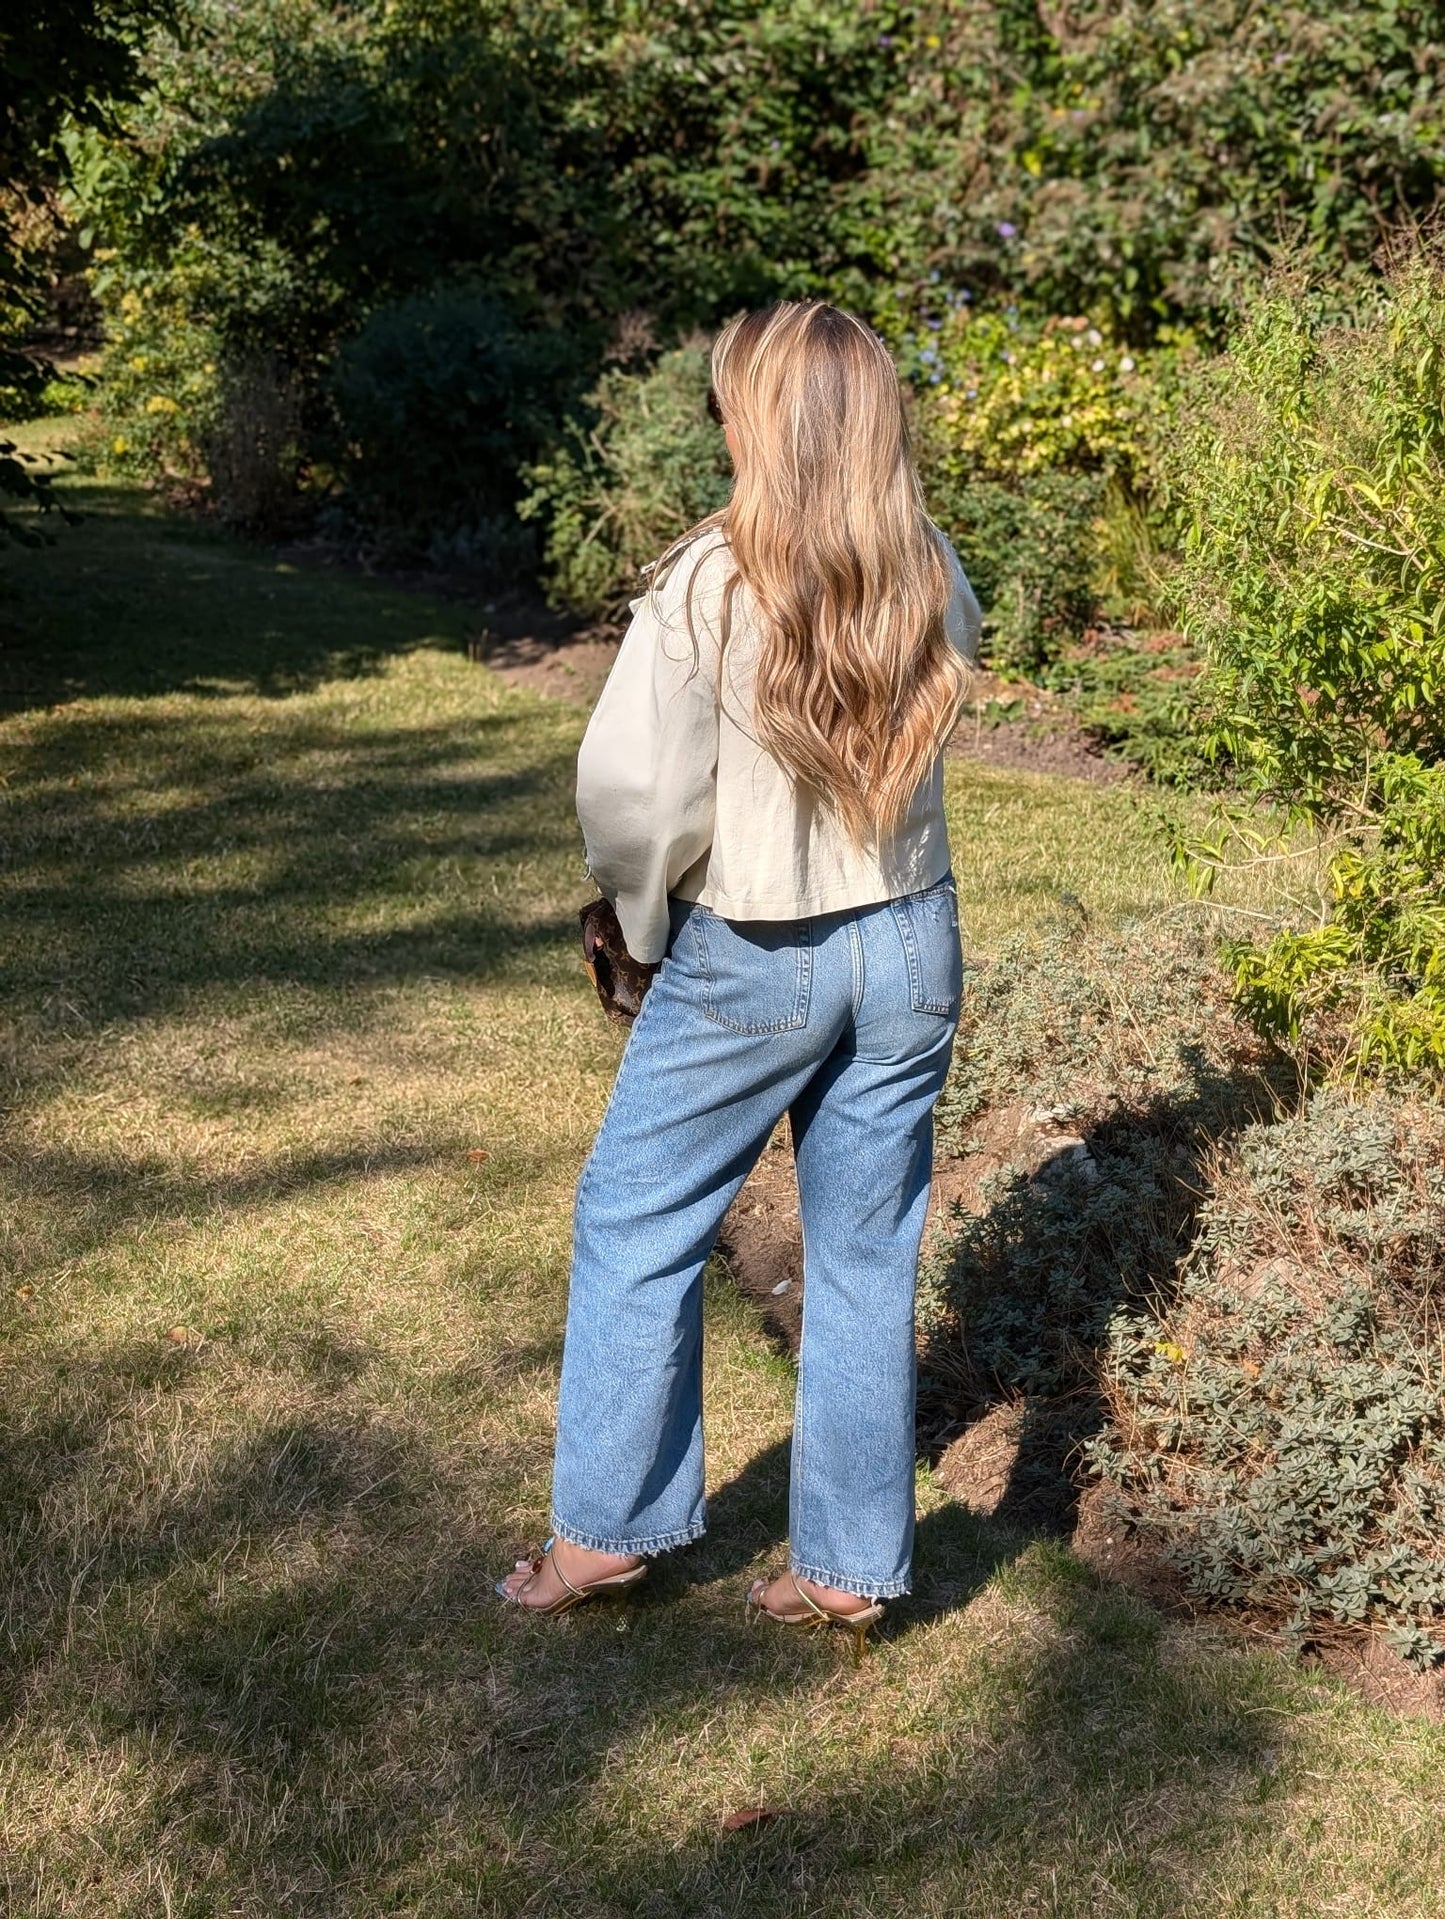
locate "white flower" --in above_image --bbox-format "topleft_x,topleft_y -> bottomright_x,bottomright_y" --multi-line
1119,354 -> 1136,373
1091,357 -> 1105,372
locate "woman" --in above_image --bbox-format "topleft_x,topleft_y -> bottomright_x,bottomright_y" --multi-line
498,300 -> 980,1651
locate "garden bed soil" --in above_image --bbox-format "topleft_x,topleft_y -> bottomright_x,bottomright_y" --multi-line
945,670 -> 1130,785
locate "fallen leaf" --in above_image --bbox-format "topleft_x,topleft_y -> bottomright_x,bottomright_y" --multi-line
721,1806 -> 787,1832
166,1326 -> 192,1345
14,1284 -> 35,1301
467,1149 -> 490,1163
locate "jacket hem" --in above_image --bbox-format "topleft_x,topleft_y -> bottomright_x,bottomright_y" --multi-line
674,849 -> 952,926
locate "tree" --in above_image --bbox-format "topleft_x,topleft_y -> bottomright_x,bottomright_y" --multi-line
1,0 -> 174,539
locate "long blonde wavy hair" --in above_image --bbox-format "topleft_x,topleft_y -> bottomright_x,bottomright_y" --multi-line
657,300 -> 969,844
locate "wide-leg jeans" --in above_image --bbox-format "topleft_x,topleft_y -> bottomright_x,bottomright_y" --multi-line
550,875 -> 961,1599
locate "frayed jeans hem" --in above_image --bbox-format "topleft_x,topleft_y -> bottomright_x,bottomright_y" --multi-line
551,1513 -> 705,1557
790,1557 -> 911,1601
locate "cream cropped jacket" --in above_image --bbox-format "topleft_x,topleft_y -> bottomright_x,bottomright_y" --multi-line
576,529 -> 982,964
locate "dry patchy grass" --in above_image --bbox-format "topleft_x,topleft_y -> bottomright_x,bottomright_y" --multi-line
0,464 -> 1441,1915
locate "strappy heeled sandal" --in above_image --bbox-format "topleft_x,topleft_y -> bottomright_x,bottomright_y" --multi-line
745,1571 -> 885,1665
494,1539 -> 647,1616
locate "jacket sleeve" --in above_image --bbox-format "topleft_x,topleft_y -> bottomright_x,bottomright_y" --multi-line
575,571 -> 721,965
938,531 -> 983,664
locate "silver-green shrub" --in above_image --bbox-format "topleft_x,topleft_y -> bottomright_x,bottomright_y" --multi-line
923,921 -> 1279,1403
1090,1092 -> 1445,1668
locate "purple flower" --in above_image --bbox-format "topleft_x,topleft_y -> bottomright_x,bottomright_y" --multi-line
925,316 -> 942,329
996,221 -> 1018,240
878,34 -> 893,47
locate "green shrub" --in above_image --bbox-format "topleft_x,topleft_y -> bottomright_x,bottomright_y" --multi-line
1045,625 -> 1210,789
330,287 -> 574,560
1090,1090 -> 1445,1669
84,245 -> 228,485
1167,259 -> 1445,1076
896,1 -> 1445,332
68,2 -> 1445,556
901,306 -> 1175,672
927,926 -> 1445,1669
519,343 -> 732,617
930,470 -> 1106,678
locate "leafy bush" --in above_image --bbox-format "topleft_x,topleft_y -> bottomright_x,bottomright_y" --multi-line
902,307 -> 1173,671
67,0 -> 1445,549
519,343 -> 732,617
890,1 -> 1445,333
330,287 -> 574,560
904,310 -> 1148,478
927,926 -> 1445,1670
1,0 -> 175,540
85,261 -> 220,485
931,471 -> 1106,677
1045,625 -> 1210,789
1167,259 -> 1445,1075
1090,1091 -> 1445,1668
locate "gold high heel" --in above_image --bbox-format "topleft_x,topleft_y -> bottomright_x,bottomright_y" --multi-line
495,1539 -> 647,1616
745,1572 -> 884,1665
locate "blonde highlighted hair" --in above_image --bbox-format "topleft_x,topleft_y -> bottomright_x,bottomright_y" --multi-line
658,299 -> 968,844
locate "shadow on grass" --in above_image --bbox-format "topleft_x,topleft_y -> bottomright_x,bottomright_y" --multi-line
2,710 -> 582,1021
1,503 -> 590,1109
0,1138 -> 460,1290
0,1344 -> 1283,1911
0,477 -> 483,713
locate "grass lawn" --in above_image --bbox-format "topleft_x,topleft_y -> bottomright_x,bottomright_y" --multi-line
2,459 -> 1443,1916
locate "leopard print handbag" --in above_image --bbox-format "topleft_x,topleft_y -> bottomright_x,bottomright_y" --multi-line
578,897 -> 659,1024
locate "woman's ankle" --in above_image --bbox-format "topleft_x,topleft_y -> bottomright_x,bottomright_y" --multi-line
554,1537 -> 643,1574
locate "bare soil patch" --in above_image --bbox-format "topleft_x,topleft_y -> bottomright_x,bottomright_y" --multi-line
475,624 -> 620,707
946,671 -> 1130,785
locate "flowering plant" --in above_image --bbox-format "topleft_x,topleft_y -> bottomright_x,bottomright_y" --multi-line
898,307 -> 1155,484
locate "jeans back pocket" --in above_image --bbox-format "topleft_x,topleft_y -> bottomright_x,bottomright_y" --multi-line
690,909 -> 812,1034
888,878 -> 962,1017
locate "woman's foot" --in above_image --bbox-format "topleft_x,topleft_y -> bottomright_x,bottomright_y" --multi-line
498,1536 -> 645,1609
748,1570 -> 876,1618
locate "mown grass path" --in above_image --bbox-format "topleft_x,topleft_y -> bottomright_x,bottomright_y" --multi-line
2,469 -> 1443,1916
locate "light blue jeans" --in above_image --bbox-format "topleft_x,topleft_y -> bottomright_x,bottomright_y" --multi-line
550,875 -> 961,1599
